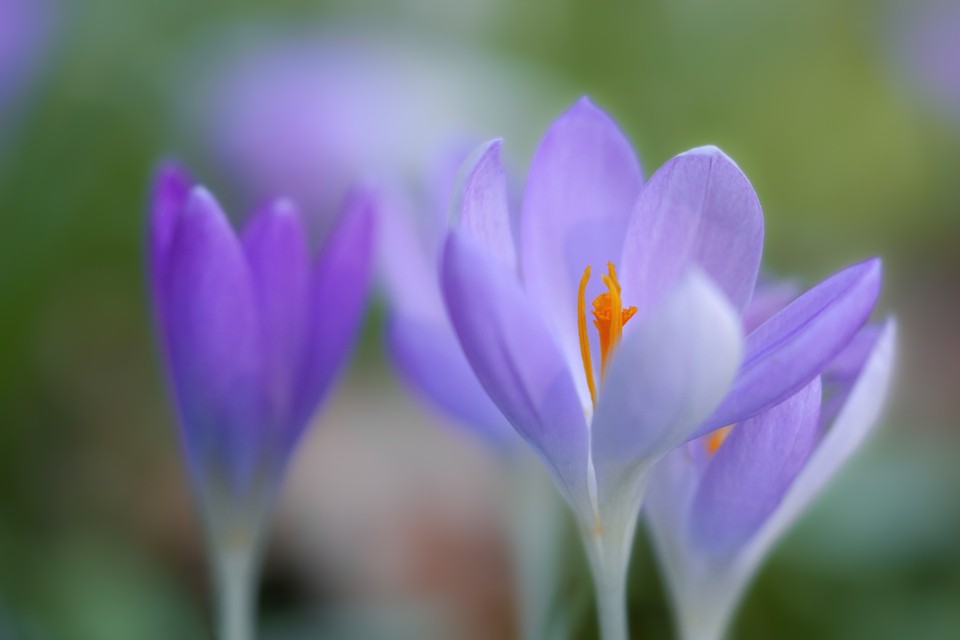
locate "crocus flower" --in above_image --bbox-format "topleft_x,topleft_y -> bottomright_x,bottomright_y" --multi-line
439,97 -> 883,640
148,163 -> 375,640
646,319 -> 896,640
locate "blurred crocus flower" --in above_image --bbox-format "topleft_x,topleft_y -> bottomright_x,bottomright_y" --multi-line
380,145 -> 516,447
147,163 -> 375,639
441,97 -> 883,639
0,0 -> 49,121
194,30 -> 564,223
646,318 -> 896,640
895,0 -> 960,120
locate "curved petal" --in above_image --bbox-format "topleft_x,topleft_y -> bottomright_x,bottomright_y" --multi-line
442,229 -> 591,515
619,146 -> 764,319
520,97 -> 643,407
292,189 -> 377,435
242,199 -> 310,428
386,311 -> 516,446
696,258 -> 882,438
689,378 -> 822,556
757,318 -> 897,544
453,139 -> 517,272
163,187 -> 263,489
592,270 -> 743,508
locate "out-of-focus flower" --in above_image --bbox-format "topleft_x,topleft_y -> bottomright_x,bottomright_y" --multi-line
0,0 -> 49,120
147,163 -> 376,638
440,97 -> 883,639
380,144 -> 516,447
895,0 -> 960,120
190,29 -> 565,224
646,319 -> 896,640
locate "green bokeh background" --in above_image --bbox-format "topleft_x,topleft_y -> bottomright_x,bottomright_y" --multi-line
1,0 -> 958,638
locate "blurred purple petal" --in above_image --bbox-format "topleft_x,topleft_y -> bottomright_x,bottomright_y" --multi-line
698,258 -> 882,437
442,229 -> 591,513
620,146 -> 763,319
520,97 -> 643,406
292,190 -> 377,433
592,270 -> 743,502
148,162 -> 193,313
387,312 -> 516,445
690,378 -> 821,555
455,139 -> 517,273
242,199 -> 311,429
162,187 -> 264,489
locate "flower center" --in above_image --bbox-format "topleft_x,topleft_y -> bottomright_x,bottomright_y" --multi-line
577,262 -> 638,407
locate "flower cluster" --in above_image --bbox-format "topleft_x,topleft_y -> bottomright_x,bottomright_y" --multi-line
147,97 -> 894,640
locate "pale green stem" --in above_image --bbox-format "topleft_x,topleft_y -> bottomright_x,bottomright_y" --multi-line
583,518 -> 635,640
213,537 -> 259,640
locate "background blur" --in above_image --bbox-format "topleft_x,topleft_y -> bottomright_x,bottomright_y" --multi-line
1,0 -> 959,638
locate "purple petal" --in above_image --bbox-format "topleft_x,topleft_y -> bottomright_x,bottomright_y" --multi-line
242,199 -> 311,429
519,97 -> 643,406
690,378 -> 822,555
619,146 -> 763,320
386,312 -> 516,446
820,323 -> 883,428
377,191 -> 446,323
455,139 -> 517,272
592,270 -> 743,501
292,189 -> 377,434
162,187 -> 263,488
696,258 -> 882,438
148,162 -> 193,314
442,229 -> 591,514
761,319 -> 896,536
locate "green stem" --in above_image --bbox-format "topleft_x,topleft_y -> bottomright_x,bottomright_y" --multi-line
214,540 -> 259,640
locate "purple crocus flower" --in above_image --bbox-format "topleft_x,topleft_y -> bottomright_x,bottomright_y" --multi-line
646,319 -> 896,640
148,162 -> 375,639
439,97 -> 883,640
0,0 -> 49,121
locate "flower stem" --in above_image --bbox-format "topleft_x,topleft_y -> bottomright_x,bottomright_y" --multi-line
214,539 -> 259,640
583,523 -> 633,640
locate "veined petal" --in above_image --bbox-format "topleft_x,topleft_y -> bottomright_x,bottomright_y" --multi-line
520,97 -> 643,407
453,139 -> 517,273
442,229 -> 591,515
242,199 -> 310,429
696,258 -> 882,438
292,189 -> 377,435
592,270 -> 743,508
620,146 -> 763,320
163,187 -> 263,488
689,378 -> 822,556
386,312 -> 516,446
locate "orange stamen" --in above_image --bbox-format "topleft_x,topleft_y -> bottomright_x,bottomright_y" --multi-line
577,266 -> 598,407
577,262 -> 638,406
706,425 -> 734,455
